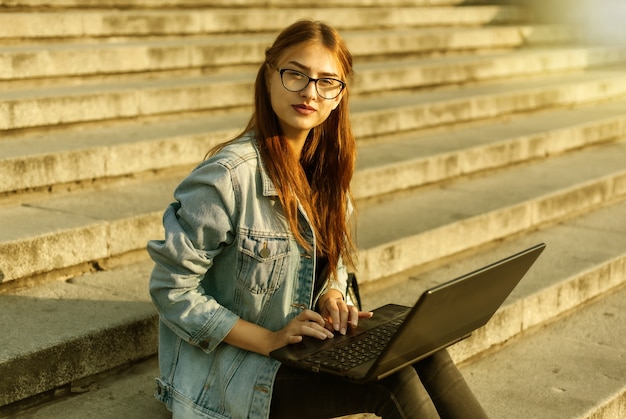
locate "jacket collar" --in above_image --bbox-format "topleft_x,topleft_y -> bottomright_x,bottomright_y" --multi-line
249,135 -> 279,198
249,134 -> 316,233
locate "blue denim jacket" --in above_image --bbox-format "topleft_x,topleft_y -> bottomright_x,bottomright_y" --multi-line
148,134 -> 348,419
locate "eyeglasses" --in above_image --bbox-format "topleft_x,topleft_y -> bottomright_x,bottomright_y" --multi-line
277,68 -> 346,99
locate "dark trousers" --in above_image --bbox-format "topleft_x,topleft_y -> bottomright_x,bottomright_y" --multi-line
269,349 -> 489,419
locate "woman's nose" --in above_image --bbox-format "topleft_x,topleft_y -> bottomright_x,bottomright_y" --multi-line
300,80 -> 318,99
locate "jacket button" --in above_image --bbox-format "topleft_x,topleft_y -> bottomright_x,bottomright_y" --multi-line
199,339 -> 210,350
259,242 -> 270,258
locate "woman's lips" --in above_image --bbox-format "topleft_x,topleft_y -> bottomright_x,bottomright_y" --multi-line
292,104 -> 316,115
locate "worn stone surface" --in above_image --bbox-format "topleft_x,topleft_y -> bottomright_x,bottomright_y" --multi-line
0,260 -> 157,407
2,1 -> 626,417
464,284 -> 626,419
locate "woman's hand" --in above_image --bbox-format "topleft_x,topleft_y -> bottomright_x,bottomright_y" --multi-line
273,309 -> 334,347
318,289 -> 373,335
224,292 -> 374,357
225,310 -> 334,357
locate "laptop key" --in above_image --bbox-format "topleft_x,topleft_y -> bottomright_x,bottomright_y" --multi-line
304,317 -> 405,372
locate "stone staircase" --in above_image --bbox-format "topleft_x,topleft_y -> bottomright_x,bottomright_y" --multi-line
1,1 -> 625,418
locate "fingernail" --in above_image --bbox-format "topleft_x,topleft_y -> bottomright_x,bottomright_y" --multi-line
340,327 -> 346,335
334,323 -> 339,331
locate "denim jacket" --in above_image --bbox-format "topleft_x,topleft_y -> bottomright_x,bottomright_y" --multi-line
147,134 -> 348,419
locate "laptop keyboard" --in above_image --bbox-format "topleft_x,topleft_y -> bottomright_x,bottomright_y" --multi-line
304,316 -> 405,373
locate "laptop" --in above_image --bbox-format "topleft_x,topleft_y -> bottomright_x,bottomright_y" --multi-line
270,243 -> 545,383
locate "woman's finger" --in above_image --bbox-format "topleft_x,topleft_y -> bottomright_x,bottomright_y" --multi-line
337,302 -> 350,334
293,310 -> 333,339
297,309 -> 325,326
358,310 -> 374,319
347,305 -> 360,328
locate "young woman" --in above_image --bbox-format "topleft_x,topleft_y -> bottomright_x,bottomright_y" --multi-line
148,20 -> 488,419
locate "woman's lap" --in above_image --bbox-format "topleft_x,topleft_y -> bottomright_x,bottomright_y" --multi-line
269,349 -> 488,419
270,358 -> 438,419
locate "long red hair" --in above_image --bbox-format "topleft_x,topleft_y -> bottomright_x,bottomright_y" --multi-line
210,20 -> 356,279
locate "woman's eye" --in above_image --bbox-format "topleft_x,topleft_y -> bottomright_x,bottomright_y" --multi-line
287,71 -> 304,80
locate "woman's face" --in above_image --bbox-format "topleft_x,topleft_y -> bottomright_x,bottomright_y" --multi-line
268,42 -> 345,143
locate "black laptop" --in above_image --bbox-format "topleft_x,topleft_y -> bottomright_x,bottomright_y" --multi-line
270,243 -> 545,383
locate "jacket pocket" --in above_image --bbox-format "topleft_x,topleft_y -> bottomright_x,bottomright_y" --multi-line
237,230 -> 291,294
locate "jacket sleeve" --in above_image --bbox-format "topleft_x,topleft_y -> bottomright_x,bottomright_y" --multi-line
147,160 -> 240,354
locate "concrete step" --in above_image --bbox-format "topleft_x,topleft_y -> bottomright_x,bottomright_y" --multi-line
0,112 -> 245,196
463,282 -> 626,419
4,61 -> 626,196
3,60 -> 626,131
0,175 -> 178,285
0,0 -> 530,12
354,98 -> 626,199
0,23 -> 577,82
3,39 -> 622,92
2,197 -> 625,415
356,138 -> 626,282
1,123 -> 625,286
350,65 -> 626,140
0,258 -> 159,409
0,356 -> 170,418
0,27 -> 580,81
3,61 -> 626,182
0,5 -> 525,41
353,45 -> 626,95
361,198 -> 626,363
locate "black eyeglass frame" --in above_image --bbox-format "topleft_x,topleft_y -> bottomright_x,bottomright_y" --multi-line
277,68 -> 346,100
